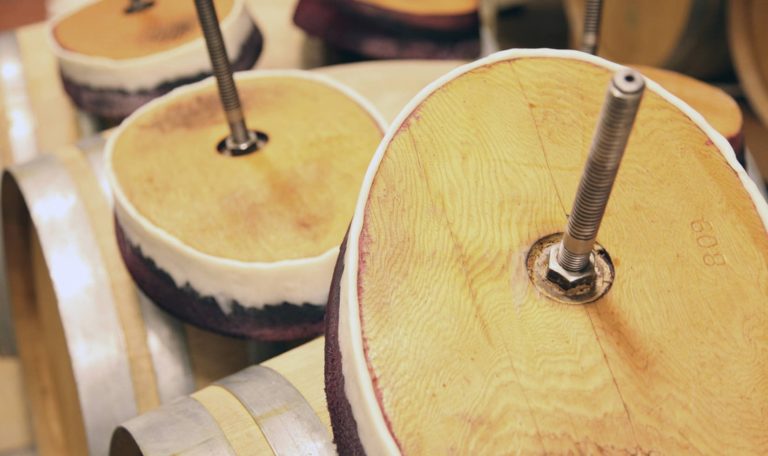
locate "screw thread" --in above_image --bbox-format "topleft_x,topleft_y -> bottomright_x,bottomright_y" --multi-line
558,69 -> 645,272
194,0 -> 251,146
580,0 -> 602,54
125,0 -> 154,14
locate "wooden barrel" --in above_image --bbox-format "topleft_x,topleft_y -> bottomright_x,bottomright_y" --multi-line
0,59 -> 465,454
729,0 -> 768,127
563,0 -> 731,80
328,50 -> 768,453
293,0 -> 480,59
110,338 -> 330,456
107,51 -> 768,455
1,135 -> 258,456
632,65 -> 744,159
0,26 -> 83,169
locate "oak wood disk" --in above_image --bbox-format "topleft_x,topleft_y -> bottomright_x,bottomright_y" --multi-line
349,56 -> 768,453
633,65 -> 744,154
112,76 -> 382,262
53,0 -> 233,59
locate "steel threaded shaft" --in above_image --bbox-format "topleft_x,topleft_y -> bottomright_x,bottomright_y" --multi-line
194,0 -> 252,148
125,0 -> 154,14
580,0 -> 603,55
557,68 -> 645,272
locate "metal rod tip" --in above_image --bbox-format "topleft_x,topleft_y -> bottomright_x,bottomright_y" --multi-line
612,69 -> 645,96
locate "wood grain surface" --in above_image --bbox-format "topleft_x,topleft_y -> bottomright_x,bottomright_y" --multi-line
0,52 -> 461,454
53,0 -> 233,59
262,337 -> 329,432
111,75 -> 383,262
633,65 -> 743,149
188,337 -> 328,456
354,56 -> 768,453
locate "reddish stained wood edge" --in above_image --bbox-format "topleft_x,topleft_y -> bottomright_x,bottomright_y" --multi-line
330,0 -> 479,34
323,49 -> 768,455
115,219 -> 326,342
293,0 -> 479,60
325,231 -> 368,455
60,24 -> 262,121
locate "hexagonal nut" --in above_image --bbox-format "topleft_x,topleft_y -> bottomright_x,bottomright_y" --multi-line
546,245 -> 597,291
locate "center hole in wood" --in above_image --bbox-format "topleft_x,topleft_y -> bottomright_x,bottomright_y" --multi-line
525,233 -> 615,305
216,131 -> 268,157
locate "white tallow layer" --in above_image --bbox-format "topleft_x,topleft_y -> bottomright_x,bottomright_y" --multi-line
106,70 -> 387,312
48,0 -> 254,92
338,48 -> 768,455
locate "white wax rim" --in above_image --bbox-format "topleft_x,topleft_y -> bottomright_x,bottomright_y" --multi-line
106,70 -> 387,311
49,0 -> 255,92
338,48 -> 768,455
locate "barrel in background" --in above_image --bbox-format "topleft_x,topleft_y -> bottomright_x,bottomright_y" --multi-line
1,138 -> 257,455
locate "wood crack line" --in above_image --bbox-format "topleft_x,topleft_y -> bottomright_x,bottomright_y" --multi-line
508,62 -> 568,218
585,308 -> 641,448
407,130 -> 546,451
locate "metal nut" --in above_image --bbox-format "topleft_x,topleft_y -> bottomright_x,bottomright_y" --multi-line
546,244 -> 597,290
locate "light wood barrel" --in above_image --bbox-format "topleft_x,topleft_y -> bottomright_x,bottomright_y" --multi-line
1,136 -> 257,456
632,65 -> 744,158
111,338 -> 330,456
729,0 -> 768,127
0,26 -> 83,169
563,0 -> 730,79
0,57 -> 464,454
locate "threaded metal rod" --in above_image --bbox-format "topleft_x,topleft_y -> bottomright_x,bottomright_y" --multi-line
557,68 -> 645,272
194,0 -> 254,150
580,0 -> 602,54
125,0 -> 154,14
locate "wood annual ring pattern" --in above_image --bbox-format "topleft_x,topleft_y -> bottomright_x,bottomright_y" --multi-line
327,49 -> 768,454
107,71 -> 385,341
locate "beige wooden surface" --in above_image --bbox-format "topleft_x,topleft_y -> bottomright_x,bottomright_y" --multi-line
633,65 -> 743,146
0,30 -> 461,455
0,0 -> 315,174
729,0 -> 768,127
189,336 -> 328,456
563,0 -> 729,79
112,77 -> 384,262
564,0 -> 692,65
354,56 -> 768,453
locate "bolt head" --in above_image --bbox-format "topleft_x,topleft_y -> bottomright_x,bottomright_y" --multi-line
546,244 -> 597,291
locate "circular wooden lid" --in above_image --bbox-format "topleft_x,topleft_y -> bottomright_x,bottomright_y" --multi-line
52,0 -> 233,60
111,73 -> 383,262
339,52 -> 768,453
353,0 -> 476,17
633,65 -> 743,147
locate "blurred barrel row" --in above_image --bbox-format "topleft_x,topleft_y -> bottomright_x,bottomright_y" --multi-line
0,0 -> 767,455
